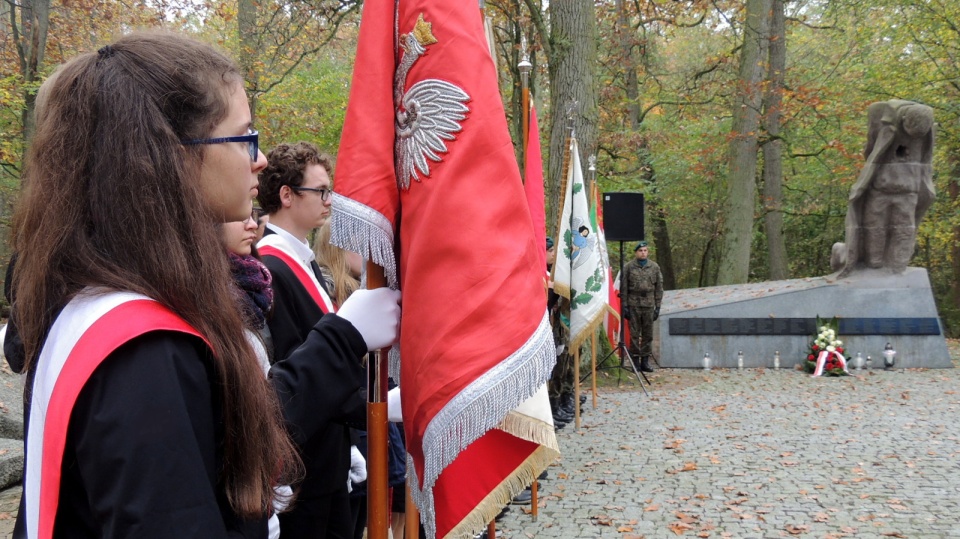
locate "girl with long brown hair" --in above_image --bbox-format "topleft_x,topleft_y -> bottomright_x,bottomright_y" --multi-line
10,31 -> 399,539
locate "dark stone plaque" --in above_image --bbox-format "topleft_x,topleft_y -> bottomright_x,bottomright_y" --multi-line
720,318 -> 738,334
703,319 -> 722,335
756,319 -> 774,334
690,319 -> 703,334
669,317 -> 941,336
838,318 -> 940,336
790,319 -> 811,334
773,319 -> 790,335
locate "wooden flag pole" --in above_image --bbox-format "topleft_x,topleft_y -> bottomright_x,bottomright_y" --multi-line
405,486 -> 419,539
366,262 -> 390,539
574,346 -> 581,430
591,332 -> 598,409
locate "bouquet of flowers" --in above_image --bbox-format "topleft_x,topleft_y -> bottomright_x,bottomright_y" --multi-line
803,317 -> 849,376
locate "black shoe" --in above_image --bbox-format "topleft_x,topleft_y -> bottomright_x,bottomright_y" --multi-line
639,356 -> 654,373
511,488 -> 532,505
554,404 -> 574,421
559,393 -> 575,415
495,505 -> 510,521
538,469 -> 549,481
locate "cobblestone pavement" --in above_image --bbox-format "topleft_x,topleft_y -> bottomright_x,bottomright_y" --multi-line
2,363 -> 959,538
496,363 -> 960,539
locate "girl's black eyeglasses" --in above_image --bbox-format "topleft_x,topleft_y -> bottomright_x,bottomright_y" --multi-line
181,130 -> 259,162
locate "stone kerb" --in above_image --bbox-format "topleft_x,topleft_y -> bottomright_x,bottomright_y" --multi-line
0,361 -> 23,490
656,267 -> 951,369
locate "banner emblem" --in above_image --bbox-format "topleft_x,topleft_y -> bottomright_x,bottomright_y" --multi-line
395,14 -> 471,189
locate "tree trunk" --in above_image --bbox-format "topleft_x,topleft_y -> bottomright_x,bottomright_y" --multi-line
717,0 -> 771,285
762,0 -> 787,280
237,0 -> 260,120
612,0 -> 675,288
546,0 -> 598,236
14,0 -> 51,147
650,205 -> 676,289
616,0 -> 640,131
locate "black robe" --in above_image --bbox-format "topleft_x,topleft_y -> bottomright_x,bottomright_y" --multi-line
260,230 -> 367,539
15,312 -> 366,539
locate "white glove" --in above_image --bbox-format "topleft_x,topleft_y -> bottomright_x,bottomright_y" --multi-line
348,445 -> 367,492
388,386 -> 403,423
336,288 -> 401,352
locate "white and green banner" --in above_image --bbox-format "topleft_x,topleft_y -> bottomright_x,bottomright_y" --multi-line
552,136 -> 608,348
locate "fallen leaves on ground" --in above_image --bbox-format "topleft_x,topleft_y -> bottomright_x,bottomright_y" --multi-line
664,439 -> 686,450
785,524 -> 810,534
591,514 -> 613,526
666,462 -> 698,474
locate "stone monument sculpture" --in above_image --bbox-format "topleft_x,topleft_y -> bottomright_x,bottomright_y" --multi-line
832,99 -> 935,276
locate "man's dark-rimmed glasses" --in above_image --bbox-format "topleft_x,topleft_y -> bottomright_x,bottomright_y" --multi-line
181,130 -> 259,162
291,186 -> 332,201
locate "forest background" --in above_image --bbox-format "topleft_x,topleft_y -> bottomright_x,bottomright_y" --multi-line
3,0 -> 960,335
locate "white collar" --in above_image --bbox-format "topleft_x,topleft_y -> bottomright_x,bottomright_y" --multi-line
265,223 -> 315,265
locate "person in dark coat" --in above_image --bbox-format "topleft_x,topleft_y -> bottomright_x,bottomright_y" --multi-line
257,142 -> 368,539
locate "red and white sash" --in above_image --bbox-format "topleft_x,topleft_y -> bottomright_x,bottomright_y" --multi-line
812,350 -> 848,377
24,290 -> 204,539
257,235 -> 335,314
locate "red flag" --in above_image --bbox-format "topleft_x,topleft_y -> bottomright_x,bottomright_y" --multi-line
524,105 -> 546,274
329,0 -> 399,285
594,186 -> 620,349
332,2 -> 558,537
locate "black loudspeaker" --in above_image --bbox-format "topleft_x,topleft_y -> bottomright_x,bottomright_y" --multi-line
602,192 -> 645,241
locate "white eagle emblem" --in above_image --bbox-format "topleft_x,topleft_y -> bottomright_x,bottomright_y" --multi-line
394,14 -> 471,190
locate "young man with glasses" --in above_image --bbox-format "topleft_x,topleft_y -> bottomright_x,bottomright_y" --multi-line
257,141 -> 364,539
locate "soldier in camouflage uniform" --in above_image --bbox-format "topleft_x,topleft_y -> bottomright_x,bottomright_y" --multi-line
545,237 -> 574,428
619,241 -> 663,372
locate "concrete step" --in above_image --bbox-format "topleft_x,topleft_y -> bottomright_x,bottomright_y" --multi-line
0,360 -> 25,493
0,438 -> 22,491
0,367 -> 23,441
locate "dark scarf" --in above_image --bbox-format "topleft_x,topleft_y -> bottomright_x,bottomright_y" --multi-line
229,252 -> 273,330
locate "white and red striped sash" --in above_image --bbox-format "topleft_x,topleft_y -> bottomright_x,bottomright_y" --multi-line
25,290 -> 204,539
257,236 -> 335,314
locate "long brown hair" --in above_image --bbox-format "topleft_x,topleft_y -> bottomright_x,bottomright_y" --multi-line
313,221 -> 360,305
12,31 -> 298,517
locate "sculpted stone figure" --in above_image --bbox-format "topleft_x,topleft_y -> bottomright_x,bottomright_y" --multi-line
833,100 -> 935,276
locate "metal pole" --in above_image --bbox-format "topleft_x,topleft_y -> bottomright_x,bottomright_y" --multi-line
519,53 -> 532,180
